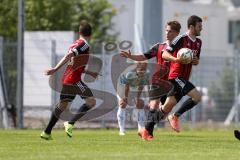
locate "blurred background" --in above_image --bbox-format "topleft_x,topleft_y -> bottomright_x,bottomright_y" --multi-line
0,0 -> 240,129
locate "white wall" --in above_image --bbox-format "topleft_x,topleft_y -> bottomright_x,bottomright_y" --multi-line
24,31 -> 74,107
109,0 -> 135,42
162,0 -> 230,57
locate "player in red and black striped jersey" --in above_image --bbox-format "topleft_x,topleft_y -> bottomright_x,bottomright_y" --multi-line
41,21 -> 100,140
143,41 -> 169,81
161,15 -> 203,132
120,21 -> 182,140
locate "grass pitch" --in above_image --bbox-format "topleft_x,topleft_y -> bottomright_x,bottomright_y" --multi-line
0,129 -> 239,160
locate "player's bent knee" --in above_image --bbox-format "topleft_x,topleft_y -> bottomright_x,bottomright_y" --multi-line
149,100 -> 159,109
58,101 -> 69,110
163,101 -> 176,113
118,99 -> 127,108
85,97 -> 96,107
119,103 -> 127,108
193,94 -> 202,103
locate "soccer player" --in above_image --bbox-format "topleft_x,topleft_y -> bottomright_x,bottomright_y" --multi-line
40,21 -> 100,140
161,15 -> 203,133
117,62 -> 148,135
234,130 -> 240,140
120,21 -> 182,140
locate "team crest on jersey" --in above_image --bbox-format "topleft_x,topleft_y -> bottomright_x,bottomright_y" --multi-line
192,50 -> 198,55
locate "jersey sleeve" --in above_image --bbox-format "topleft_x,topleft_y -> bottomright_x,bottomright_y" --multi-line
165,35 -> 183,54
143,43 -> 159,59
197,39 -> 202,58
70,41 -> 90,56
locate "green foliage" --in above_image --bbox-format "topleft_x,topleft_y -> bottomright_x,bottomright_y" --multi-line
70,0 -> 117,42
0,0 -> 18,40
25,0 -> 74,31
0,0 -> 117,42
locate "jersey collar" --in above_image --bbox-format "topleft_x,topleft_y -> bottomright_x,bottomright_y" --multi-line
186,32 -> 196,42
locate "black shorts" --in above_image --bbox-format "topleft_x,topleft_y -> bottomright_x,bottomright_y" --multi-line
148,79 -> 173,101
167,77 -> 195,102
160,95 -> 167,105
60,81 -> 93,102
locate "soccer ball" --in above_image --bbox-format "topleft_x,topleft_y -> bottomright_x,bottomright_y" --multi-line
177,48 -> 193,64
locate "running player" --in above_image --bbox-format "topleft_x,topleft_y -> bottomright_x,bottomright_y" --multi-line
161,15 -> 203,133
117,62 -> 148,135
40,21 -> 100,140
120,21 -> 182,140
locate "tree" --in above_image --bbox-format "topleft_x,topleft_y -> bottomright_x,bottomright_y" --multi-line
0,0 -> 117,42
0,0 -> 18,40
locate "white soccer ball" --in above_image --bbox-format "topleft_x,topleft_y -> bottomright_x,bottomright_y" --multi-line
177,48 -> 193,64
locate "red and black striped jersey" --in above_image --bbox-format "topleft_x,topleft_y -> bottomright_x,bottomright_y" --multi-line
144,42 -> 170,82
62,38 -> 90,84
166,33 -> 202,80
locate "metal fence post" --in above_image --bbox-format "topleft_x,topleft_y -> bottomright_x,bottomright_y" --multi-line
234,37 -> 240,125
51,40 -> 57,106
16,0 -> 24,129
0,36 -> 9,128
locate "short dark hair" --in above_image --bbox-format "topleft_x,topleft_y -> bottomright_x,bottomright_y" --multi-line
187,15 -> 202,28
79,20 -> 92,37
166,21 -> 181,33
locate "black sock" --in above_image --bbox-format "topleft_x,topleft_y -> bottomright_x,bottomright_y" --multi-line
145,108 -> 165,136
69,104 -> 91,125
44,107 -> 62,134
145,121 -> 155,136
145,109 -> 156,136
174,98 -> 197,117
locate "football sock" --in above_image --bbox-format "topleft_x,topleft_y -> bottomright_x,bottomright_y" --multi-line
174,98 -> 197,117
69,104 -> 91,125
117,107 -> 126,133
137,109 -> 145,131
145,108 -> 165,136
44,106 -> 63,134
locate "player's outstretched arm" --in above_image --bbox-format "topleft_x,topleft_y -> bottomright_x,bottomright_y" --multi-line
124,84 -> 130,98
118,84 -> 129,107
44,52 -> 74,75
120,50 -> 147,61
137,86 -> 144,99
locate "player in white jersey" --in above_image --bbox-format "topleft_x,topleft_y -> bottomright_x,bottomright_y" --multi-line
117,62 -> 149,135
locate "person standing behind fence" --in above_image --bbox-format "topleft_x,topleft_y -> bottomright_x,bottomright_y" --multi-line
40,20 -> 100,140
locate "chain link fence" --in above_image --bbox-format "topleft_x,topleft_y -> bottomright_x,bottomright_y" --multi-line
0,37 -> 240,128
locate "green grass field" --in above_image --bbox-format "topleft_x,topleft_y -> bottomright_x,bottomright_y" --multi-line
0,129 -> 239,160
